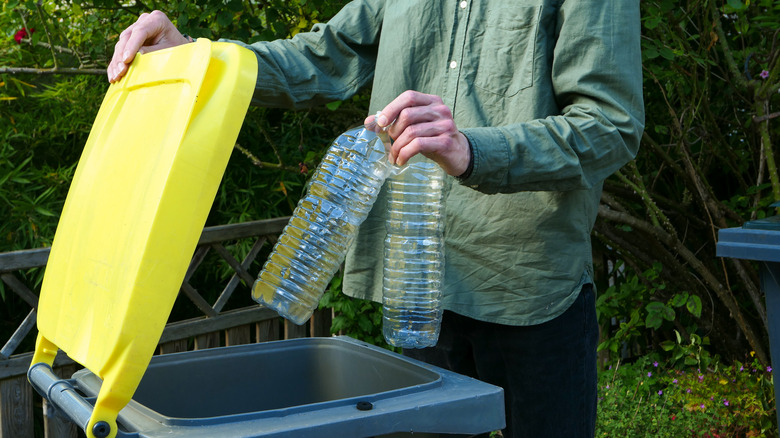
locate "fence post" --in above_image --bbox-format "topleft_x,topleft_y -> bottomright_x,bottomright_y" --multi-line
0,375 -> 34,438
256,319 -> 281,342
194,332 -> 221,350
284,320 -> 307,339
310,308 -> 334,338
226,325 -> 252,346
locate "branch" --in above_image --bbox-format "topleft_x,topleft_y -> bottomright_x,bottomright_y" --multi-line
0,67 -> 105,75
753,111 -> 780,123
34,1 -> 58,70
756,100 -> 780,204
711,4 -> 751,89
234,144 -> 299,173
598,205 -> 769,364
256,124 -> 285,166
19,38 -> 79,56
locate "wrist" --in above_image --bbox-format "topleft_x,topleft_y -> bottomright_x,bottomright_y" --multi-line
456,133 -> 474,180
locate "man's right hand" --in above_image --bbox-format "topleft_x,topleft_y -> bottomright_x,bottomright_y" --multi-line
108,10 -> 190,83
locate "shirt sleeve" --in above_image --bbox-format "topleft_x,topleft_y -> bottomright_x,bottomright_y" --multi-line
459,0 -> 645,194
221,0 -> 384,109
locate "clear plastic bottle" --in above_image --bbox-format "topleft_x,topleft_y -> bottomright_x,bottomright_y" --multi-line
252,126 -> 392,325
382,154 -> 447,348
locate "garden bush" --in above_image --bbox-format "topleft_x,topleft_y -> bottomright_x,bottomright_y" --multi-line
598,354 -> 776,437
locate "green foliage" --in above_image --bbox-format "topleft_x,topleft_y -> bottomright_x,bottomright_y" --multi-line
595,0 -> 780,364
1,0 -> 360,249
319,274 -> 393,350
660,330 -> 715,370
597,355 -> 776,437
597,262 -> 706,367
0,74 -> 99,250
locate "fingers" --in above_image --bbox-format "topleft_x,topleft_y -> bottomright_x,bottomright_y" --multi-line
108,13 -> 148,82
371,91 -> 438,162
371,91 -> 470,176
375,90 -> 437,129
107,11 -> 186,83
385,99 -> 451,163
391,118 -> 454,162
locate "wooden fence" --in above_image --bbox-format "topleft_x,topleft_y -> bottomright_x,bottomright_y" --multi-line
0,217 -> 334,438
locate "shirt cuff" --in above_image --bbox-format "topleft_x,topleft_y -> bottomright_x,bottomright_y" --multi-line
456,133 -> 474,181
459,127 -> 510,192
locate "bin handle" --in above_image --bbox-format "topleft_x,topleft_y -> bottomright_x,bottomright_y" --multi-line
28,363 -> 113,438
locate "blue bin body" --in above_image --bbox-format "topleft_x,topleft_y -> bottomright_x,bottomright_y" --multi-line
717,220 -> 780,436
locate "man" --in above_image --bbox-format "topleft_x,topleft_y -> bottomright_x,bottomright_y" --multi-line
108,2 -> 644,436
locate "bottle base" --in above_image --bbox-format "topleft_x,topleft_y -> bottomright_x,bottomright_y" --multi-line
383,327 -> 440,349
254,285 -> 315,325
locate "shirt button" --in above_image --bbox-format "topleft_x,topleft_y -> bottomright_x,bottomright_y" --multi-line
459,1 -> 467,8
449,61 -> 457,69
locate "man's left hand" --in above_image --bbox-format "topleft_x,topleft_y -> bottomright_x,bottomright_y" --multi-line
365,90 -> 471,177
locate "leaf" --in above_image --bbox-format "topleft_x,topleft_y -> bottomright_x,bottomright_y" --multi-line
644,16 -> 663,30
670,292 -> 689,308
217,11 -> 234,27
177,13 -> 189,27
660,340 -> 677,352
228,0 -> 244,12
727,0 -> 748,10
646,312 -> 663,330
686,295 -> 703,318
659,47 -> 676,60
646,301 -> 675,329
34,207 -> 56,217
358,315 -> 373,332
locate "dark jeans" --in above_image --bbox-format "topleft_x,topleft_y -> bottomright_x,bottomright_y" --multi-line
404,284 -> 598,438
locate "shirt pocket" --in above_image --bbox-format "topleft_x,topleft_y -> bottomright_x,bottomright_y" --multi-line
474,5 -> 541,97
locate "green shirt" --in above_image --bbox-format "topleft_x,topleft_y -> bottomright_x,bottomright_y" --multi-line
228,0 -> 645,325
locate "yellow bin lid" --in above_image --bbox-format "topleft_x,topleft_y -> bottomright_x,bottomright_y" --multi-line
30,39 -> 257,438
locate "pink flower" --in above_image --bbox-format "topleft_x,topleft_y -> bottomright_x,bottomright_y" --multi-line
760,70 -> 770,79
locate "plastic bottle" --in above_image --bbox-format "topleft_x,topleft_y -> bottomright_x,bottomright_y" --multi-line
252,126 -> 393,325
382,154 -> 447,348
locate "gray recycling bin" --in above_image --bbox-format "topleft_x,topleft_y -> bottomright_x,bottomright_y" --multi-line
30,336 -> 505,437
717,213 -> 780,434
